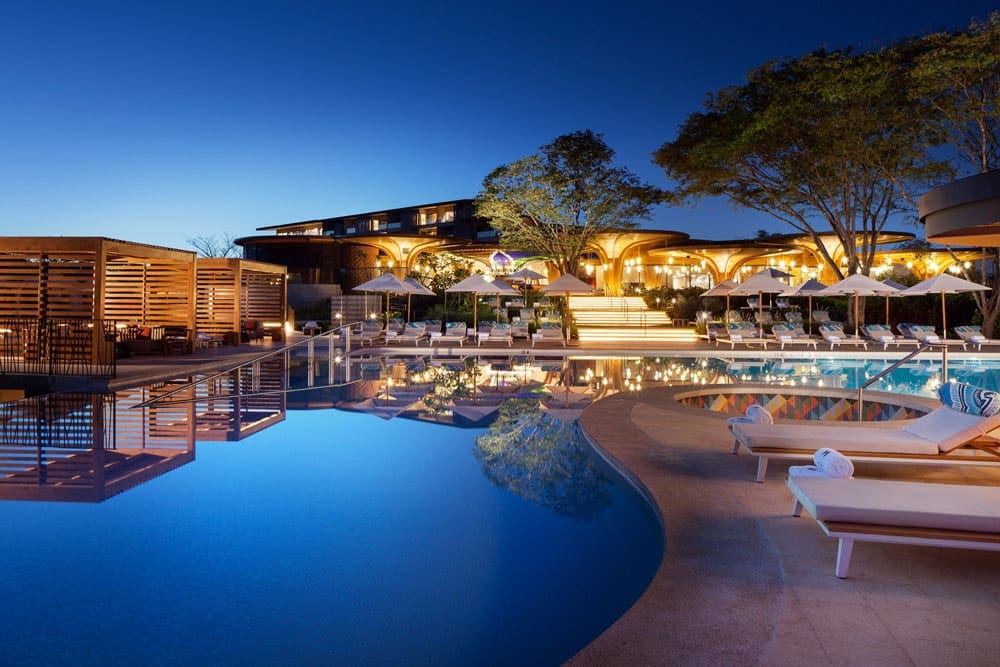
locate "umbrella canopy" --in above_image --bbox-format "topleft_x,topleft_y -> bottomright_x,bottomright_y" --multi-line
780,279 -> 828,297
901,273 -> 990,335
353,273 -> 420,326
702,279 -> 738,297
819,274 -> 900,336
729,271 -> 790,335
702,279 -> 739,323
818,274 -> 899,297
780,279 -> 828,333
446,274 -> 508,330
401,277 -> 435,322
403,277 -> 436,295
507,267 -> 547,281
540,273 -> 594,295
755,267 -> 793,279
506,267 -> 547,306
539,273 -> 593,344
727,270 -> 789,295
490,278 -> 522,295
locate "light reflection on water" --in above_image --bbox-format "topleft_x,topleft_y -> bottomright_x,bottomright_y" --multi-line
0,354 -> 663,664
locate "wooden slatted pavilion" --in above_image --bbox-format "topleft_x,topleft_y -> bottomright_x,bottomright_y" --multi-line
195,258 -> 288,341
0,237 -> 195,374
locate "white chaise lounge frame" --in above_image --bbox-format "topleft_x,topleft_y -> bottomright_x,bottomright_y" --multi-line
787,476 -> 1000,578
730,405 -> 1000,482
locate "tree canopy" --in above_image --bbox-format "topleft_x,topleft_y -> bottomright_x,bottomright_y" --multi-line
475,130 -> 664,277
910,12 -> 1000,334
654,46 -> 950,281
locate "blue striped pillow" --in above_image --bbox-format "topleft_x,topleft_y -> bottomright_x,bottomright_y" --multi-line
938,382 -> 1000,417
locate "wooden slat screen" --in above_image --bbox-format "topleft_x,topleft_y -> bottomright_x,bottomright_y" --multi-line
104,260 -> 146,323
105,258 -> 192,326
41,256 -> 96,320
0,254 -> 41,317
241,271 -> 285,321
196,265 -> 239,335
145,261 -> 192,325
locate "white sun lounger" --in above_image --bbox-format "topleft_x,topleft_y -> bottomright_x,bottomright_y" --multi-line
730,405 -> 1000,482
787,476 -> 1000,578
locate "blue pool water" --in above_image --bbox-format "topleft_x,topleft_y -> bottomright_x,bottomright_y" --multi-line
653,356 -> 1000,397
0,397 -> 662,665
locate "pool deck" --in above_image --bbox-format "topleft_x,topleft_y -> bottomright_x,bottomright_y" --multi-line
103,336 -> 1000,664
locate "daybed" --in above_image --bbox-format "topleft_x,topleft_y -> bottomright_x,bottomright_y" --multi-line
730,389 -> 1000,482
787,475 -> 1000,578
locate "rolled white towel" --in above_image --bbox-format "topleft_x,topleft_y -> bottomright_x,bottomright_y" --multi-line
745,404 -> 773,424
788,465 -> 830,478
813,447 -> 855,479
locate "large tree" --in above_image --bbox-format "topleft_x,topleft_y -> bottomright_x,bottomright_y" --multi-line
654,47 -> 949,288
910,12 -> 1000,334
475,130 -> 664,277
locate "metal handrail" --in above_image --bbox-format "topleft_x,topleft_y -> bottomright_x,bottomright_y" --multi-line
133,322 -> 360,409
857,341 -> 943,421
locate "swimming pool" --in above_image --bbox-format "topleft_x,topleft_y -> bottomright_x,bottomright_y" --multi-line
0,378 -> 662,664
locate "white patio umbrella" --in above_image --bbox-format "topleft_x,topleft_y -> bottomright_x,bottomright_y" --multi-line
900,273 -> 990,337
445,274 -> 507,331
780,278 -> 828,333
490,278 -> 522,320
817,274 -> 899,337
728,270 -> 791,336
403,277 -> 436,322
507,267 -> 547,305
353,273 -> 419,327
540,273 -> 594,342
881,279 -> 907,326
702,279 -> 739,322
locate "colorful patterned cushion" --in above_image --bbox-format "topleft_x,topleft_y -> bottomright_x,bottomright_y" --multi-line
938,382 -> 1000,417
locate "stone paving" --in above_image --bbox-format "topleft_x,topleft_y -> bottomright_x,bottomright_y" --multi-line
570,386 -> 1000,666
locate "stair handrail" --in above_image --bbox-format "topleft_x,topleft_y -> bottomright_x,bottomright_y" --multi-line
133,322 -> 364,409
856,341 -> 944,421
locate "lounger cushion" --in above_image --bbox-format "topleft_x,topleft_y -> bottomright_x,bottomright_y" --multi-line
937,382 -> 1000,417
901,406 -> 994,452
732,422 -> 940,455
788,476 -> 1000,533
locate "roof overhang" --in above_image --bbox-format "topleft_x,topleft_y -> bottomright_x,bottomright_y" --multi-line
921,170 -> 1000,246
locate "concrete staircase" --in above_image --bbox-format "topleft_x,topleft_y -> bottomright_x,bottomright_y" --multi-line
567,296 -> 698,344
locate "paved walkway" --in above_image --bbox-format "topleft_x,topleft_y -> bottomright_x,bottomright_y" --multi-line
570,386 -> 1000,665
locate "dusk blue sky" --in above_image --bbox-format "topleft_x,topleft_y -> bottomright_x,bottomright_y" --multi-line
1,1 -> 996,250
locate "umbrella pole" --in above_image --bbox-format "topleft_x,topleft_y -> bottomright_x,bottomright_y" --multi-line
385,290 -> 390,330
885,294 -> 890,327
725,294 -> 730,324
941,291 -> 947,337
407,293 -> 412,323
758,291 -> 763,337
854,290 -> 859,338
808,295 -> 813,334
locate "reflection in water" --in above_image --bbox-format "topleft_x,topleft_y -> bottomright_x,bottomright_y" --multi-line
0,389 -> 195,502
474,399 -> 612,520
